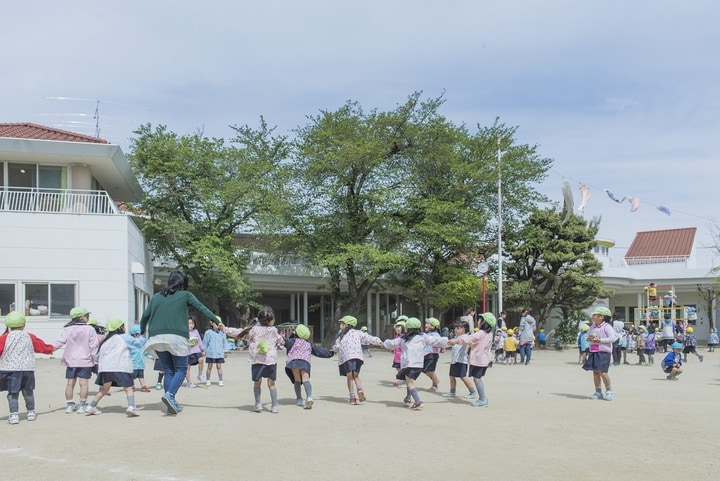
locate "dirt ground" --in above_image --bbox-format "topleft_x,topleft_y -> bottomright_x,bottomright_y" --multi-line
1,345 -> 718,481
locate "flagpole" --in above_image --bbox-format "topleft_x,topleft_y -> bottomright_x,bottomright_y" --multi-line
497,142 -> 503,314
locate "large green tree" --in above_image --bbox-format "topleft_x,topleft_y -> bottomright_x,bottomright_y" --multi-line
129,122 -> 288,323
502,208 -> 613,328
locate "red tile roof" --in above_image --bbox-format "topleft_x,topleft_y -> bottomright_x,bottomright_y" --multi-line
0,122 -> 108,144
625,227 -> 696,264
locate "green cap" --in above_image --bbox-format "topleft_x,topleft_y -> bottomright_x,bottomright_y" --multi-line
295,324 -> 310,340
396,315 -> 409,322
426,317 -> 440,328
339,315 -> 357,327
105,318 -> 125,332
87,318 -> 98,326
5,311 -> 26,328
405,317 -> 422,329
592,306 -> 612,317
480,312 -> 497,329
69,306 -> 90,319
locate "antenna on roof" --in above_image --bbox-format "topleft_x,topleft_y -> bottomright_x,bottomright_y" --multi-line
93,100 -> 101,138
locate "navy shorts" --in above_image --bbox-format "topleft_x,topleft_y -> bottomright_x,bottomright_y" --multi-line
339,359 -> 363,376
397,367 -> 423,380
188,353 -> 203,365
95,371 -> 134,388
65,366 -> 93,380
582,351 -> 611,373
468,365 -> 488,379
205,357 -> 225,364
449,362 -> 469,378
251,363 -> 277,381
131,369 -> 145,379
422,353 -> 439,373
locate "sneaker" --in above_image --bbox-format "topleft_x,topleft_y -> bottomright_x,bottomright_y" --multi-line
141,385 -> 151,393
271,405 -> 279,414
296,399 -> 304,407
409,402 -> 424,410
161,393 -> 179,415
126,406 -> 140,417
442,392 -> 457,398
465,391 -> 478,399
666,374 -> 676,380
403,397 -> 412,406
85,406 -> 101,415
392,380 -> 404,387
471,399 -> 489,407
349,397 -> 358,405
429,384 -> 439,392
218,381 -> 224,387
604,390 -> 614,401
185,382 -> 197,388
206,380 -> 212,387
7,413 -> 19,425
590,391 -> 604,400
26,411 -> 36,421
65,403 -> 78,414
197,374 -> 206,383
154,382 -> 163,390
304,399 -> 314,410
357,389 -> 366,402
253,403 -> 263,413
76,404 -> 87,414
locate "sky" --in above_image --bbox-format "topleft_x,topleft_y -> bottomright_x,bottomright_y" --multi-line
3,1 -> 719,253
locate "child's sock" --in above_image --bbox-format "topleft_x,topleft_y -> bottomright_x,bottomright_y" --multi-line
90,400 -> 98,408
127,395 -> 135,407
294,382 -> 302,399
219,374 -> 223,381
595,387 -> 602,394
253,386 -> 261,404
303,381 -> 312,399
270,389 -> 278,407
474,379 -> 487,401
409,388 -> 421,403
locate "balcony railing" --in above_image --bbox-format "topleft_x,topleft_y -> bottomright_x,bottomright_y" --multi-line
0,187 -> 120,215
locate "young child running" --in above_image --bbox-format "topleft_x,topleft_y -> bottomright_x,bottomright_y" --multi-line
504,328 -> 518,365
128,325 -> 150,392
85,319 -> 140,417
392,317 -> 407,387
661,342 -> 683,380
383,317 -> 448,410
283,324 -> 333,409
442,320 -> 477,399
332,315 -> 384,405
0,312 -> 54,424
448,312 -> 496,407
52,306 -> 99,414
185,316 -> 206,387
682,327 -> 704,363
203,317 -> 227,387
422,318 -> 443,391
236,307 -> 284,413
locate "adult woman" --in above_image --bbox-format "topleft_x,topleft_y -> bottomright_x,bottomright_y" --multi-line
140,271 -> 217,414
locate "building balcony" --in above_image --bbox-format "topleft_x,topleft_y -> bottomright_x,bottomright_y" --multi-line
0,187 -> 121,215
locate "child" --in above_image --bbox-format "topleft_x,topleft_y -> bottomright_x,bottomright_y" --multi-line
52,306 -> 99,414
332,315 -> 384,405
383,317 -> 448,410
537,329 -> 547,349
0,312 -> 54,424
583,307 -> 615,401
203,317 -> 227,387
442,321 -> 477,399
504,329 -> 518,365
283,324 -> 333,409
128,325 -> 150,392
391,318 -> 407,386
708,328 -> 719,352
185,317 -> 205,387
635,326 -> 647,365
644,324 -> 657,365
85,319 -> 140,417
360,326 -> 373,358
422,317 -> 443,391
238,307 -> 284,413
577,324 -> 589,364
661,342 -> 683,380
448,312 -> 496,407
682,327 -> 704,362
493,328 -> 505,364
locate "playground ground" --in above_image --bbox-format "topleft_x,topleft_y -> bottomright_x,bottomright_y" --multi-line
1,345 -> 718,480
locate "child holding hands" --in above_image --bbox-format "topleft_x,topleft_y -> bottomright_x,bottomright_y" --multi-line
447,312 -> 496,407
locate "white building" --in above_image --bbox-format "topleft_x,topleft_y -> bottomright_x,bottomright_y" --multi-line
0,123 -> 153,340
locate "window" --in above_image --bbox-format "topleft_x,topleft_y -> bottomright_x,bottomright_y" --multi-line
22,282 -> 76,318
0,283 -> 16,316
